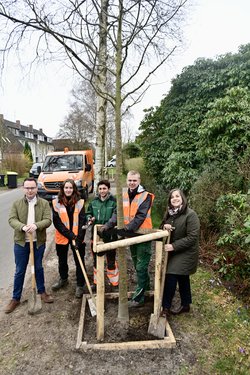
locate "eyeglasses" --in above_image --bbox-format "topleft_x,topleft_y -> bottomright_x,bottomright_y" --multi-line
128,180 -> 138,182
24,187 -> 37,190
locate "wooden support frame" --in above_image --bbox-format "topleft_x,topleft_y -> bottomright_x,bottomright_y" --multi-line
76,226 -> 176,350
76,292 -> 176,350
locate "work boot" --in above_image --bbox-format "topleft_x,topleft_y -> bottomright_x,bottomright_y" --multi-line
51,278 -> 68,291
75,286 -> 84,298
5,299 -> 20,314
128,299 -> 144,308
40,292 -> 54,303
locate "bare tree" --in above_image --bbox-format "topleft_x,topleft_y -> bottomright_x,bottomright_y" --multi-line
0,0 -> 188,323
0,0 -> 111,182
102,0 -> 188,321
57,80 -> 97,147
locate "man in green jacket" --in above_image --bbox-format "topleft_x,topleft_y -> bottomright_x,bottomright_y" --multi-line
5,177 -> 53,314
86,179 -> 119,287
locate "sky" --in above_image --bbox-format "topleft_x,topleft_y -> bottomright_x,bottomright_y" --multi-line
0,0 -> 250,139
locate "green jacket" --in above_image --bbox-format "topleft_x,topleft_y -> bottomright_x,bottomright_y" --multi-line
8,196 -> 52,247
86,193 -> 116,225
163,207 -> 200,275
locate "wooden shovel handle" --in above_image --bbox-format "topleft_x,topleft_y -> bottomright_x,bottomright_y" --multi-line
75,247 -> 94,299
157,234 -> 170,316
29,233 -> 36,289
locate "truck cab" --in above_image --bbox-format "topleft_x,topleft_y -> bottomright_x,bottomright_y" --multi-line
37,148 -> 94,201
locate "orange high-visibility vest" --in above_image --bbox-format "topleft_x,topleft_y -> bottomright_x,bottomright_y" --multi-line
52,198 -> 84,245
123,190 -> 154,229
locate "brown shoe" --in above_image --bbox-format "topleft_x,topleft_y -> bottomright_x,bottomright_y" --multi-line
40,292 -> 54,303
160,308 -> 172,317
5,299 -> 20,314
171,305 -> 190,315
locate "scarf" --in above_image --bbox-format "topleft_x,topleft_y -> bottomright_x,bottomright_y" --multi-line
168,205 -> 183,217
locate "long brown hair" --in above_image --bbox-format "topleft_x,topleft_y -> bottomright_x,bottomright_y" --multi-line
58,179 -> 80,206
160,188 -> 188,228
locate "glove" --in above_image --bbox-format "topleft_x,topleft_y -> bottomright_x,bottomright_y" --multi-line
116,228 -> 127,239
96,251 -> 107,257
97,225 -> 109,239
75,237 -> 84,249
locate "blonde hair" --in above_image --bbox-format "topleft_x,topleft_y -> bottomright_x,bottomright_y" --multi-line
127,170 -> 140,178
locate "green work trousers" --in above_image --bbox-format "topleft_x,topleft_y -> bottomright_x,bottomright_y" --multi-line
130,241 -> 152,303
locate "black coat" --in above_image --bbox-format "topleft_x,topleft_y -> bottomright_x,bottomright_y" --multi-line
162,207 -> 200,275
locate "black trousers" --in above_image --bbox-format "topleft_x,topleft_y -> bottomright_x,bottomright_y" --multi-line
92,249 -> 116,269
56,243 -> 85,287
162,274 -> 192,309
92,230 -> 117,270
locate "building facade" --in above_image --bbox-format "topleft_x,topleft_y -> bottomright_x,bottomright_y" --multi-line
0,114 -> 54,162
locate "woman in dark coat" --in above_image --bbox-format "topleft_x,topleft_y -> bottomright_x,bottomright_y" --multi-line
160,188 -> 200,315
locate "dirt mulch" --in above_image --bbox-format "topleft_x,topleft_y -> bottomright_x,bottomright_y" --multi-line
0,236 -> 202,375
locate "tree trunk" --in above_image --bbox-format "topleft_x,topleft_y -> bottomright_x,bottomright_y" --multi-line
115,0 -> 129,323
94,0 -> 109,184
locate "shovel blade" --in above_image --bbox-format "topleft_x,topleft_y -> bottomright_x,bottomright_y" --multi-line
88,297 -> 97,317
28,290 -> 42,315
148,313 -> 166,339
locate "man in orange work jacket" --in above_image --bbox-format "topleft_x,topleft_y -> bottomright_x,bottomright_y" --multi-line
103,170 -> 154,308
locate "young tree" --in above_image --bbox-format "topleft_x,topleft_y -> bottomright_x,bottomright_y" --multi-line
23,141 -> 33,162
0,0 -> 188,322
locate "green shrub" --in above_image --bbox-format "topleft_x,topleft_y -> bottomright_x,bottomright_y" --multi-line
2,154 -> 30,176
214,192 -> 250,282
189,161 -> 244,234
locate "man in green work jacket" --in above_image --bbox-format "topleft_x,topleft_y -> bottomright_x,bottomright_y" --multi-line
86,179 -> 119,287
5,177 -> 53,314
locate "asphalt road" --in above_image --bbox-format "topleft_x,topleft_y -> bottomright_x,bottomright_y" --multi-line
0,187 -> 23,293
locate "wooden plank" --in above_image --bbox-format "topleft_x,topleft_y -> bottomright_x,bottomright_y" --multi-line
96,230 -> 170,252
165,320 -> 176,346
77,291 -> 176,351
79,337 -> 176,351
103,290 -> 154,299
76,295 -> 87,349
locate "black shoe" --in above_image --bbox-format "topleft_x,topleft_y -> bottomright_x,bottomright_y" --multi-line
51,278 -> 68,291
171,305 -> 190,315
75,286 -> 84,298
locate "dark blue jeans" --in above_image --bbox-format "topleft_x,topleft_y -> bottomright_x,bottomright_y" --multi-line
162,274 -> 192,309
13,242 -> 45,301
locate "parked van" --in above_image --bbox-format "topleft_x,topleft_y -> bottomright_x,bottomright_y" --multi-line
37,148 -> 94,201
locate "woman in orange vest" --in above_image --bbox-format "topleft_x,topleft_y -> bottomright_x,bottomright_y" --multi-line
51,179 -> 86,298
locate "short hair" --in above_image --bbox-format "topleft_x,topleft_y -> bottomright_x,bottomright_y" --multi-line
97,179 -> 110,189
23,177 -> 37,186
127,170 -> 140,179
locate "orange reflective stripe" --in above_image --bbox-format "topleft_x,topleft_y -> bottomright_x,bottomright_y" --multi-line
107,262 -> 119,286
53,198 -> 84,245
93,267 -> 97,285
